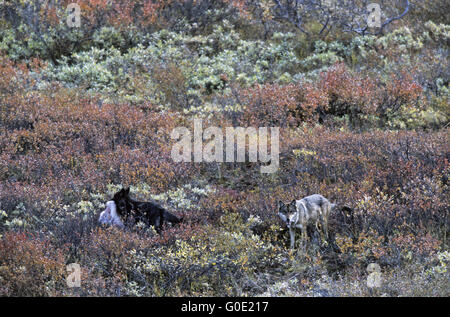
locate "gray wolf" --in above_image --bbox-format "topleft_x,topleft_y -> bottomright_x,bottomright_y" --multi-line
112,188 -> 182,233
279,194 -> 341,249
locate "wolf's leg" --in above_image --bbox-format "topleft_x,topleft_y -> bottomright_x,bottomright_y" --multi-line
154,217 -> 162,234
289,228 -> 295,249
315,218 -> 324,244
301,220 -> 308,246
315,218 -> 321,237
323,205 -> 330,239
323,215 -> 328,240
319,209 -> 329,246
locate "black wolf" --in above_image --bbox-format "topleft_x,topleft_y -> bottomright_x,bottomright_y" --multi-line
113,187 -> 182,233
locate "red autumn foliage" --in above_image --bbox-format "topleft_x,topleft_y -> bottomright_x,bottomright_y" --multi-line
0,232 -> 67,296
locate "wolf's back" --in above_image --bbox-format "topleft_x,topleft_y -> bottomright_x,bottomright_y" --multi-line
303,194 -> 330,207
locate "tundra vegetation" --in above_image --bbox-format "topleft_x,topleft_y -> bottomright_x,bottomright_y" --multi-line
0,0 -> 448,296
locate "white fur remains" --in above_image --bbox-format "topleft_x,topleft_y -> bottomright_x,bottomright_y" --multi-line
98,200 -> 124,228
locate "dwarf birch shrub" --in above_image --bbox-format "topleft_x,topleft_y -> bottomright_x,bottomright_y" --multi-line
118,212 -> 285,296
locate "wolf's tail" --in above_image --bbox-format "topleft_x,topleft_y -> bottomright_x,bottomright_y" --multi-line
340,205 -> 354,226
341,205 -> 353,213
331,203 -> 352,212
163,210 -> 182,224
331,204 -> 354,223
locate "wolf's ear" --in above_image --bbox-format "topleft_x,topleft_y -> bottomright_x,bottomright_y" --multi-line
290,199 -> 296,206
124,187 -> 130,195
278,200 -> 285,208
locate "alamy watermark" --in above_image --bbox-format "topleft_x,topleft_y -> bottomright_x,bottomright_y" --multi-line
366,263 -> 382,289
367,3 -> 381,28
66,263 -> 81,288
322,1 -> 382,28
170,118 -> 280,174
66,3 -> 81,28
51,1 -> 394,32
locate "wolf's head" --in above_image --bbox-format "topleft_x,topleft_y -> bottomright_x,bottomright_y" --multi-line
278,199 -> 297,228
113,187 -> 131,215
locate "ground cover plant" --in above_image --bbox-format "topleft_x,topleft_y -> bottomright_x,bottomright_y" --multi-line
0,0 -> 448,297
